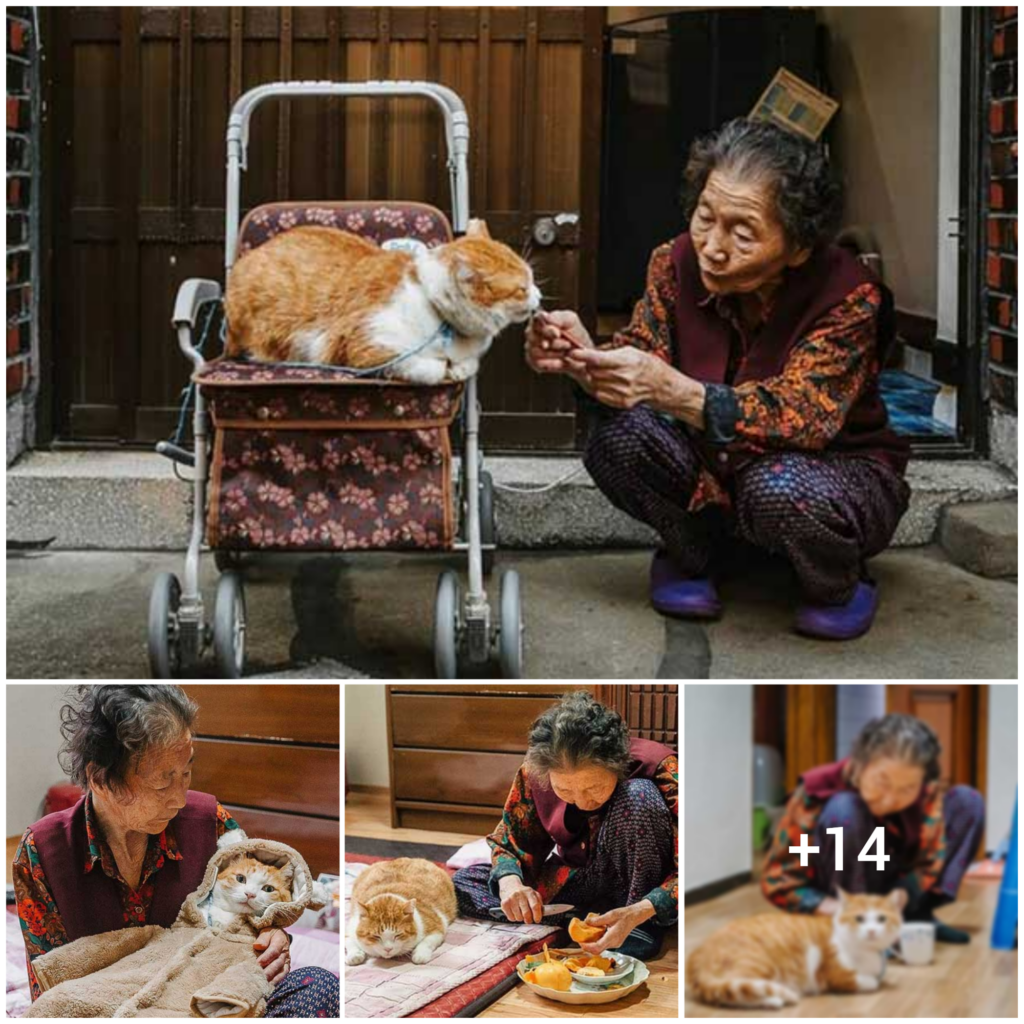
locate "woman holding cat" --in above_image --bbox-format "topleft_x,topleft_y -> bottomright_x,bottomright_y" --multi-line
12,685 -> 339,1017
761,713 -> 985,943
452,691 -> 677,961
526,117 -> 910,641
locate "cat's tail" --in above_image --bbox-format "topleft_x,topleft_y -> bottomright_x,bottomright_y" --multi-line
688,976 -> 800,1010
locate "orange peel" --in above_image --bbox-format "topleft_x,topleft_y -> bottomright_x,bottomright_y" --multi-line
568,913 -> 607,944
586,955 -> 614,972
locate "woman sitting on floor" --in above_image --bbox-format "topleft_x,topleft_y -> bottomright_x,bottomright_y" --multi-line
452,690 -> 677,960
761,712 -> 985,943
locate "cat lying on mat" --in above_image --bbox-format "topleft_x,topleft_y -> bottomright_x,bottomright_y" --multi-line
687,888 -> 906,1009
224,218 -> 541,385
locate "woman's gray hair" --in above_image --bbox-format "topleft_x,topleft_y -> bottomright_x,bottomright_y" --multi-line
680,117 -> 844,252
59,685 -> 199,796
849,713 -> 941,784
524,691 -> 632,786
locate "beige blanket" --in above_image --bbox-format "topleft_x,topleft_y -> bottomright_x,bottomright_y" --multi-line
25,837 -> 327,1018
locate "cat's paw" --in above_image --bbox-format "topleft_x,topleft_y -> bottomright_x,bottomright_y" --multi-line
410,947 -> 436,965
855,974 -> 880,992
446,358 -> 479,382
345,948 -> 367,967
398,358 -> 448,386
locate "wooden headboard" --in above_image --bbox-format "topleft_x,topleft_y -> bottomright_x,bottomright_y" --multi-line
182,685 -> 339,877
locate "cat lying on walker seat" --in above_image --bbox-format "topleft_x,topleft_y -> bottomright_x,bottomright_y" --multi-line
686,887 -> 906,1010
24,835 -> 328,1018
224,217 -> 542,385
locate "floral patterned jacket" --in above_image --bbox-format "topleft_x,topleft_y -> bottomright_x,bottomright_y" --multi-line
604,241 -> 885,511
761,772 -> 945,914
485,754 -> 678,925
13,792 -> 241,1002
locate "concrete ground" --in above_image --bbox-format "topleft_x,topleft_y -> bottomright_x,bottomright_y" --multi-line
6,545 -> 1016,679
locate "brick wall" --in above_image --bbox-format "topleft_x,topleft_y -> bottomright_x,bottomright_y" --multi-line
987,7 -> 1018,474
6,7 -> 37,464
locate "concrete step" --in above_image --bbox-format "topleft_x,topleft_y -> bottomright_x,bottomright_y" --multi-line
939,500 -> 1018,578
7,449 -> 1018,551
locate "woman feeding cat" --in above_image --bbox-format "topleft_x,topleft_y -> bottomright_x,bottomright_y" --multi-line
12,684 -> 339,1017
762,713 -> 985,943
452,690 -> 677,960
526,117 -> 910,641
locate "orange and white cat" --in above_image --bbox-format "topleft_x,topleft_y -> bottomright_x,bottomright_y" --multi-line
345,857 -> 458,966
687,888 -> 906,1009
203,853 -> 293,928
224,218 -> 541,385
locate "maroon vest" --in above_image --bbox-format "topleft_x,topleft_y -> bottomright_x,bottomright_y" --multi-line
801,757 -> 924,856
671,232 -> 910,477
532,737 -> 676,868
31,790 -> 219,941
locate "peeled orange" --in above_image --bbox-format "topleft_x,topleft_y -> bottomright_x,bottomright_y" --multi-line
568,913 -> 607,944
533,961 -> 573,991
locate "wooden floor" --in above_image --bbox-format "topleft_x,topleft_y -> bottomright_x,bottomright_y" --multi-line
345,790 -> 679,1018
684,878 -> 1017,1018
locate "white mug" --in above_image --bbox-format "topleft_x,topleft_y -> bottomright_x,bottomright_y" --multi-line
898,922 -> 936,965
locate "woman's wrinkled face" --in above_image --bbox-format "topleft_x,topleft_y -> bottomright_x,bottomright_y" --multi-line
853,756 -> 925,817
690,168 -> 810,297
548,766 -> 619,812
92,734 -> 194,835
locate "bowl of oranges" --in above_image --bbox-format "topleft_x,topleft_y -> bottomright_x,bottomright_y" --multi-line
516,942 -> 649,1005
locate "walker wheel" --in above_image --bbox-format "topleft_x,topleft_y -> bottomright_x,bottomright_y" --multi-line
498,569 -> 524,679
480,471 -> 496,577
148,572 -> 182,679
433,570 -> 462,679
214,549 -> 244,573
213,571 -> 247,678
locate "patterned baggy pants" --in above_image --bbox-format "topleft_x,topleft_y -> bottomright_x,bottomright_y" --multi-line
266,966 -> 340,1018
811,785 -> 985,903
452,778 -> 676,926
583,404 -> 910,605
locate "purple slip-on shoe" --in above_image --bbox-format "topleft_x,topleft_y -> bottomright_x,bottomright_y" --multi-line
794,580 -> 879,640
649,549 -> 722,620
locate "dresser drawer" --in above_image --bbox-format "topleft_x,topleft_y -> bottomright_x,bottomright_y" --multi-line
392,749 -> 523,806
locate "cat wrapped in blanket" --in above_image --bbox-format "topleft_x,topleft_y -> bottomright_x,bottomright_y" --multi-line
200,851 -> 294,928
687,887 -> 906,1009
345,857 -> 458,966
224,217 -> 542,385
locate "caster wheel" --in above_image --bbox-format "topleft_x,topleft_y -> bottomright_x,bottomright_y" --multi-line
479,471 -> 496,577
498,569 -> 523,678
434,570 -> 462,679
214,549 -> 244,573
213,571 -> 246,678
148,572 -> 182,678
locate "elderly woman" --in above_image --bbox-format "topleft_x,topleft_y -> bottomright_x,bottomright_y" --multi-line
12,685 -> 339,1017
762,713 -> 985,944
452,691 -> 677,960
526,118 -> 910,640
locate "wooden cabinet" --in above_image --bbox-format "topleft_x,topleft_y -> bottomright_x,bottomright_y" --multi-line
385,684 -> 593,833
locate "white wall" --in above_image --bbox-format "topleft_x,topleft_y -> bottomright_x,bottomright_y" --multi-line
685,684 -> 753,891
986,684 -> 1018,854
344,684 -> 390,789
6,685 -> 72,837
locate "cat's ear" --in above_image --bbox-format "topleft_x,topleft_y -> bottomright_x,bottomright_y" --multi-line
357,901 -> 372,915
466,218 -> 492,240
402,899 -> 417,915
834,886 -> 850,904
888,887 -> 908,912
454,257 -> 476,285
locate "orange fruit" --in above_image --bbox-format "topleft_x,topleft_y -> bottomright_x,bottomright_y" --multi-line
533,961 -> 573,991
523,970 -> 537,984
568,913 -> 607,944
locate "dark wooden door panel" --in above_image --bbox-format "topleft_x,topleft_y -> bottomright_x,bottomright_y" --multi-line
183,684 -> 339,745
785,685 -> 837,792
225,805 -> 339,878
390,693 -> 561,751
393,749 -> 523,805
50,7 -> 605,448
191,739 -> 339,817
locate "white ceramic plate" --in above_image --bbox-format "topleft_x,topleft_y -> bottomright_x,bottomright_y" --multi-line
516,957 -> 649,1005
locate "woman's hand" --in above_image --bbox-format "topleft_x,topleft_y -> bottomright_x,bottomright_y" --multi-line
564,345 -> 676,410
524,310 -> 595,388
253,927 -> 291,986
498,875 -> 545,925
574,902 -> 655,956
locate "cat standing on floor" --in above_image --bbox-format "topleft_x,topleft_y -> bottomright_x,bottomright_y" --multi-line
346,857 -> 458,966
686,888 -> 906,1009
224,218 -> 541,385
202,853 -> 293,928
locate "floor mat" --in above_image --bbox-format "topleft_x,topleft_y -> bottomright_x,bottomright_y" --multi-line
344,855 -> 564,1018
345,835 -> 461,864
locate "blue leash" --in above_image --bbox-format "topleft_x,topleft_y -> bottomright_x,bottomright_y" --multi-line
168,299 -> 457,446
